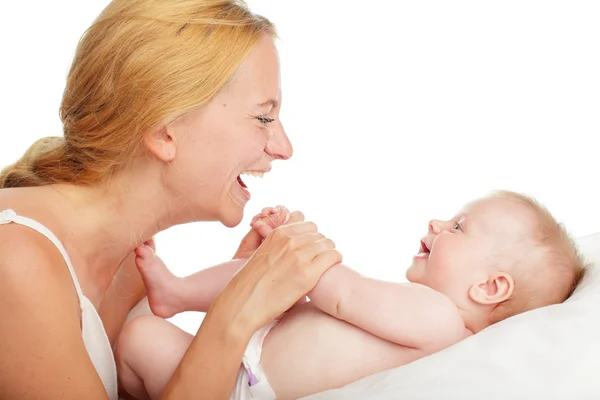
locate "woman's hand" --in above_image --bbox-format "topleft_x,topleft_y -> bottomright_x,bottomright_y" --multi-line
213,211 -> 342,335
161,212 -> 340,400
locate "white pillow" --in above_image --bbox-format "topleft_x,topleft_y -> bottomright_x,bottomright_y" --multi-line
302,232 -> 600,400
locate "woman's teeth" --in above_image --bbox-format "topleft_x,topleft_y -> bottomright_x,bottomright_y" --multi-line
237,170 -> 265,191
241,170 -> 265,178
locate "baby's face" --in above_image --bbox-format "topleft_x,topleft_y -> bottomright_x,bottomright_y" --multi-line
406,195 -> 533,303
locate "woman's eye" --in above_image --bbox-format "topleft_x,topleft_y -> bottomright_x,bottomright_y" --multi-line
256,115 -> 275,124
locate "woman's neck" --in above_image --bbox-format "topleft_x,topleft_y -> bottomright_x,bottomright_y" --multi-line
48,172 -> 180,303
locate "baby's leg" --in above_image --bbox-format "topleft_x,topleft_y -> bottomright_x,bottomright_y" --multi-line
116,315 -> 194,400
137,205 -> 290,318
136,244 -> 248,318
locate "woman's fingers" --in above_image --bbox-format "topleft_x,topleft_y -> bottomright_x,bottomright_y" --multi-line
263,219 -> 335,265
275,220 -> 317,238
311,249 -> 343,273
300,237 -> 336,260
282,232 -> 326,249
220,212 -> 342,333
284,210 -> 304,225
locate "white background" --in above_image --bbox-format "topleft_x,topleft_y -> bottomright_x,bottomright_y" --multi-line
1,1 -> 599,334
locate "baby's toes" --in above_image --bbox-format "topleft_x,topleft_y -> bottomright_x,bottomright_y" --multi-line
134,244 -> 155,266
144,238 -> 156,252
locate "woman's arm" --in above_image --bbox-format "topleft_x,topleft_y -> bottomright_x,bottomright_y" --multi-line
160,307 -> 248,399
161,212 -> 342,399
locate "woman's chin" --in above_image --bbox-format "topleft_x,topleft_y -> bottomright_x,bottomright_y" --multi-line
216,184 -> 251,227
219,203 -> 245,228
221,216 -> 242,228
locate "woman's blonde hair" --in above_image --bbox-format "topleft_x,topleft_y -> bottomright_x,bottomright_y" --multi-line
0,0 -> 276,188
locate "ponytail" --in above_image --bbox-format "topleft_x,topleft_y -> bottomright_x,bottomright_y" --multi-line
0,136 -> 72,188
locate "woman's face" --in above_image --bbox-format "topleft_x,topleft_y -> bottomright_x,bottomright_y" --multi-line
166,34 -> 292,227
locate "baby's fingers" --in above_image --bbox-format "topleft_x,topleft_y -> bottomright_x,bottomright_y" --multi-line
252,220 -> 275,238
251,206 -> 291,232
262,206 -> 290,227
277,206 -> 291,225
250,207 -> 276,225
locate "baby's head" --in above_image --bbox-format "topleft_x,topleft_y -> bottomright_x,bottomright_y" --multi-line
406,190 -> 587,331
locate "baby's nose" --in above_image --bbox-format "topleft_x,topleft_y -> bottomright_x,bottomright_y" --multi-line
428,220 -> 442,234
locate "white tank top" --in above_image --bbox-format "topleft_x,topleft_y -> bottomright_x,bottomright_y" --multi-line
0,209 -> 119,400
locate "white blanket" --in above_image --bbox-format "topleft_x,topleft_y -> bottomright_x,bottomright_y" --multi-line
302,232 -> 600,400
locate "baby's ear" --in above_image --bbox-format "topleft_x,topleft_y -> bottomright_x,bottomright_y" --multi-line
468,272 -> 514,305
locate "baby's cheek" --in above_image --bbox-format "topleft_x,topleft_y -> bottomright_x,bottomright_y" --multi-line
430,259 -> 460,290
429,259 -> 451,279
416,258 -> 442,285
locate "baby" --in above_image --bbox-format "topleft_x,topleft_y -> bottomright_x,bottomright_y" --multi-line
116,190 -> 587,400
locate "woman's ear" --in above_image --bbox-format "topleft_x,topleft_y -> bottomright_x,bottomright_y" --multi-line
468,272 -> 514,305
144,125 -> 176,162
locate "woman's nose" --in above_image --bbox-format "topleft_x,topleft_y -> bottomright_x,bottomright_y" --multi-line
265,121 -> 293,160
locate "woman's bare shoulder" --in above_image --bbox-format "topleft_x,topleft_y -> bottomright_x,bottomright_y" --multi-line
0,221 -> 73,292
0,224 -> 110,399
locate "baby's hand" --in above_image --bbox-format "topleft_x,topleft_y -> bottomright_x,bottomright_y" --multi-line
233,205 -> 292,259
250,206 -> 292,238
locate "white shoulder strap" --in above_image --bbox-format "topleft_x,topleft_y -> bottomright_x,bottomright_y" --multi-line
0,209 -> 85,306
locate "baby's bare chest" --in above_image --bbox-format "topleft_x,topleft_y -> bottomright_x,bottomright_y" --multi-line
261,303 -> 427,399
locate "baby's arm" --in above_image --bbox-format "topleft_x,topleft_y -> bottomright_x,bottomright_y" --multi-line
307,265 -> 466,350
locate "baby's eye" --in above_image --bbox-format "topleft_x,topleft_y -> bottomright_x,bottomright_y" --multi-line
256,115 -> 274,124
453,223 -> 461,231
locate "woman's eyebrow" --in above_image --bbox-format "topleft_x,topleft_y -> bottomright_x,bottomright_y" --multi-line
256,99 -> 279,108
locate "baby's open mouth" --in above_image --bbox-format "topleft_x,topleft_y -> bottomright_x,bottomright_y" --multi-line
417,240 -> 430,257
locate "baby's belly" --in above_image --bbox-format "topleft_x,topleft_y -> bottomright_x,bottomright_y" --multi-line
261,303 -> 424,400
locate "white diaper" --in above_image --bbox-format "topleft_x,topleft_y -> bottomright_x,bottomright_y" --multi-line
229,320 -> 278,400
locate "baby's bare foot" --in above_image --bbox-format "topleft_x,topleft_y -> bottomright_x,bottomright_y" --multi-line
134,244 -> 184,319
251,206 -> 291,237
232,206 -> 292,259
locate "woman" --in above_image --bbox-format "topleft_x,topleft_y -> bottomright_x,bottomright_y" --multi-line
0,1 -> 341,399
